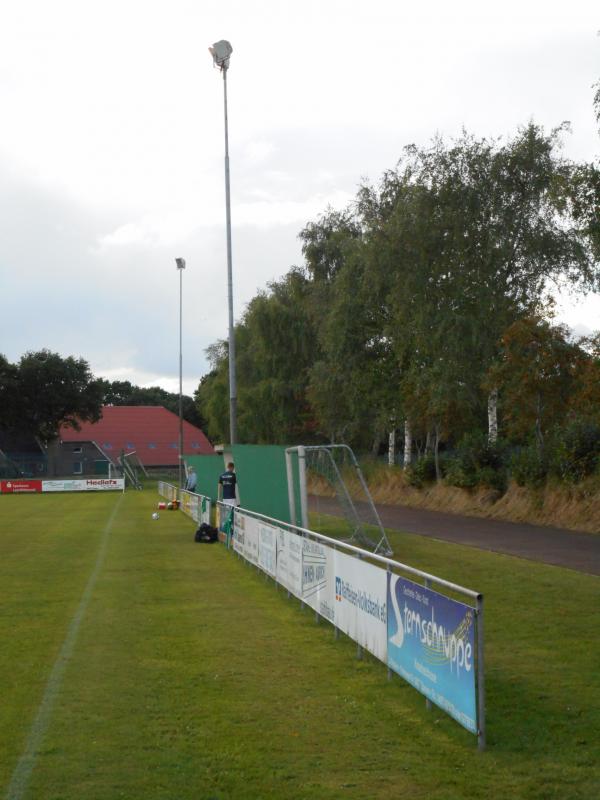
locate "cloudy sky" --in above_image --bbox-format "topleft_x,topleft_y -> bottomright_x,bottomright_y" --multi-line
1,0 -> 598,395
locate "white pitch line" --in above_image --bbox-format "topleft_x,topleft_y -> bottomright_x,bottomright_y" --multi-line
4,494 -> 124,800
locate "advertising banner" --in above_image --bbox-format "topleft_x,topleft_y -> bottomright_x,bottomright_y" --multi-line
387,574 -> 477,734
234,513 -> 259,564
246,516 -> 260,565
258,522 -> 277,577
1,479 -> 42,494
333,551 -> 388,662
302,538 -> 335,622
180,490 -> 194,519
276,528 -> 303,598
232,511 -> 245,554
158,482 -> 178,502
41,478 -> 125,492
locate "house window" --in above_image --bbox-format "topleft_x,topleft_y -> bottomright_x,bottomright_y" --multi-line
73,446 -> 82,454
103,442 -> 113,450
170,442 -> 178,449
126,442 -> 135,449
73,462 -> 83,474
148,443 -> 157,449
191,442 -> 200,449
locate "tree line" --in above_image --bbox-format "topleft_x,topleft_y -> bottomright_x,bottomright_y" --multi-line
196,122 -> 600,488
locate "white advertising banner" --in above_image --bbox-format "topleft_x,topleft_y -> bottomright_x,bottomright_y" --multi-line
276,528 -> 303,598
233,512 -> 245,555
247,516 -> 260,565
258,522 -> 277,577
237,513 -> 259,564
302,538 -> 335,623
158,481 -> 177,501
180,490 -> 195,520
333,551 -> 388,662
42,478 -> 125,492
179,493 -> 211,526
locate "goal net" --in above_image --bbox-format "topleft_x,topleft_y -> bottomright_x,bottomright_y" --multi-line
116,450 -> 147,489
290,444 -> 393,556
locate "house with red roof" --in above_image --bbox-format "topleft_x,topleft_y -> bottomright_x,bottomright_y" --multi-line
56,405 -> 213,476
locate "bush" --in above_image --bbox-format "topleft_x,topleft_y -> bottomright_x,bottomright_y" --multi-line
445,432 -> 508,492
510,445 -> 547,488
550,419 -> 600,483
444,459 -> 479,489
406,454 -> 437,487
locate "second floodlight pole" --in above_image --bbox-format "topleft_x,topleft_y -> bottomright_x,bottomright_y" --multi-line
222,52 -> 237,444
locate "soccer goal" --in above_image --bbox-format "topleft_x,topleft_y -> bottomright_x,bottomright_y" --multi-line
285,444 -> 393,556
116,450 -> 146,490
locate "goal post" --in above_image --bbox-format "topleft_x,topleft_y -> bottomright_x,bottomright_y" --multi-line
286,444 -> 393,556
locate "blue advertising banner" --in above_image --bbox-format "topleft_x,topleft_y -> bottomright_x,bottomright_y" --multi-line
387,573 -> 477,734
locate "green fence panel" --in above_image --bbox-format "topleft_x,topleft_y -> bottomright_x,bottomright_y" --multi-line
231,444 -> 296,524
185,446 -> 302,524
184,454 -> 226,501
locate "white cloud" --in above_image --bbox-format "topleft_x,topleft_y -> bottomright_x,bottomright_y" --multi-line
245,141 -> 276,163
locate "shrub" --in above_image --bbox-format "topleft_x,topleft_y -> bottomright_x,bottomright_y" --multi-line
445,432 -> 508,492
444,460 -> 479,489
510,445 -> 547,488
406,454 -> 437,487
550,419 -> 600,483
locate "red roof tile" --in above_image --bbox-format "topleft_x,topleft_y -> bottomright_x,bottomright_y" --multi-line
59,406 -> 214,466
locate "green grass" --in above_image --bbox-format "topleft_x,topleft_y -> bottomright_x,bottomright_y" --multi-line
1,491 -> 599,799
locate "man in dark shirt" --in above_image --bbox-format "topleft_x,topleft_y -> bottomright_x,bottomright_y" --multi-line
218,462 -> 238,507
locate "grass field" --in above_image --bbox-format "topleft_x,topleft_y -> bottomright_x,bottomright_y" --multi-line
1,489 -> 599,799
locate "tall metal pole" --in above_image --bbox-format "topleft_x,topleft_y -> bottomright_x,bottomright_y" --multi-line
176,258 -> 186,489
222,66 -> 237,444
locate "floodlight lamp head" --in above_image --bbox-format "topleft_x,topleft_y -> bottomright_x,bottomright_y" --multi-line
175,257 -> 186,270
209,39 -> 233,71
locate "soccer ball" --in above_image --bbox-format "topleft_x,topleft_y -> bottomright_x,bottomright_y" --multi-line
152,512 -> 160,520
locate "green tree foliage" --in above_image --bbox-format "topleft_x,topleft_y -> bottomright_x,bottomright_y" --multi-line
196,270 -> 318,444
196,123 -> 600,484
486,317 -> 584,452
569,333 -> 600,423
194,341 -> 230,443
359,125 -> 596,457
0,354 -> 20,432
5,350 -> 104,444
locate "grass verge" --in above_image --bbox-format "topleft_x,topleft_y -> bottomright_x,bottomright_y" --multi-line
1,491 -> 599,799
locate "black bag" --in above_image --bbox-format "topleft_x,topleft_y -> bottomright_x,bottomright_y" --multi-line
194,522 -> 218,543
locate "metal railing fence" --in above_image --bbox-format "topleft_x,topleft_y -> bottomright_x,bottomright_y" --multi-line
222,501 -> 485,749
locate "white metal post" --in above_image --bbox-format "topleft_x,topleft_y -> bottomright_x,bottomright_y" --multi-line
285,448 -> 297,526
424,577 -> 432,710
297,446 -> 308,529
477,595 -> 486,751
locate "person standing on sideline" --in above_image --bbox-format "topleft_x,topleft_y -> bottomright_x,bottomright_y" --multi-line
218,462 -> 238,507
185,467 -> 197,493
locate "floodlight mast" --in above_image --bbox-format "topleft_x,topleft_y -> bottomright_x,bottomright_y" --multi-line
210,39 -> 237,445
175,257 -> 186,489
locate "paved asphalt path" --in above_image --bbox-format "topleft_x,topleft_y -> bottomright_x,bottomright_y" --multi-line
308,496 -> 600,576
